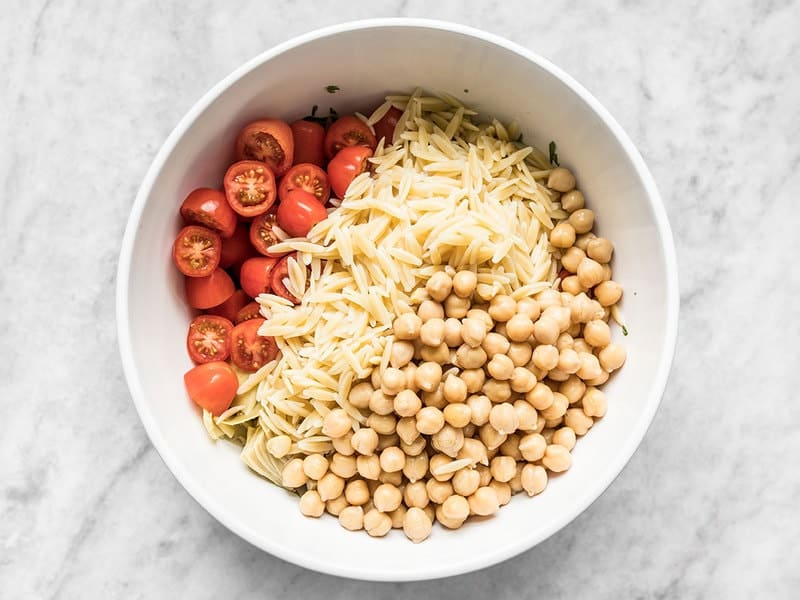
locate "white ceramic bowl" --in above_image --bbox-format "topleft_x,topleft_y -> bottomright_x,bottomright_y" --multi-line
117,19 -> 678,581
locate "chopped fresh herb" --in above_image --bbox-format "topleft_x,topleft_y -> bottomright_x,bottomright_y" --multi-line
549,141 -> 559,166
622,325 -> 629,336
463,88 -> 469,93
326,85 -> 340,93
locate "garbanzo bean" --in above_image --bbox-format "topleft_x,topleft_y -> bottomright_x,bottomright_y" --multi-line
415,361 -> 443,393
467,394 -> 492,426
573,338 -> 592,354
435,505 -> 466,530
432,424 -> 465,457
331,430 -> 354,456
514,399 -> 538,431
482,332 -> 510,358
416,406 -> 445,435
489,294 -> 516,322
466,308 -> 494,331
443,317 -> 463,347
281,458 -> 307,489
440,494 -> 470,523
452,467 -> 481,496
586,370 -> 610,386
542,444 -> 572,472
444,403 -> 472,428
571,293 -> 603,323
557,348 -> 581,374
426,478 -> 454,503
544,417 -> 564,429
327,453 -> 355,478
356,454 -> 381,480
403,453 -> 429,482
461,317 -> 487,348
482,379 -> 512,403
456,343 -> 488,369
587,237 -> 614,264
443,374 -> 468,404
343,479 -> 369,506
486,354 -> 513,381
364,509 -> 392,537
317,472 -> 345,501
556,332 -> 574,351
379,446 -> 406,473
394,389 -> 422,417
302,454 -> 329,480
351,427 -> 379,456
561,275 -> 583,295
393,312 -> 423,340
504,314 -> 534,342
490,456 -> 516,483
299,490 -> 325,517
322,408 -> 352,438
549,222 -> 577,248
381,367 -> 406,396
366,413 -> 396,436
457,438 -> 489,466
526,382 -> 554,410
559,375 -> 586,404
506,343 -> 532,367
325,494 -> 349,516
599,343 -> 627,372
389,341 -> 415,369
479,423 -> 508,450
390,505 -> 407,529
582,387 -> 608,417
339,505 -> 364,530
567,321 -> 581,337
369,389 -> 394,416
461,368 -> 486,393
574,232 -> 596,251
560,189 -> 585,213
422,384 -> 447,409
547,167 -> 576,192
543,305 -> 571,333
552,426 -> 577,451
403,363 -> 419,392
373,483 -> 402,513
576,352 -> 603,380
564,408 -> 594,435
540,392 -> 569,420
568,208 -> 594,234
532,316 -> 560,345
403,507 -> 433,543
577,257 -> 604,289
489,480 -> 512,506
584,319 -> 611,348
418,299 -> 445,323
419,318 -> 446,347
267,435 -> 292,458
519,432 -> 547,461
601,263 -> 613,282
476,464 -> 493,487
468,486 -> 500,516
510,367 -> 536,393
509,463 -> 524,494
452,271 -> 478,298
401,436 -> 427,457
532,344 -> 559,371
419,342 -> 449,363
594,280 -> 623,306
404,480 -> 430,508
489,402 -> 519,435
561,246 -> 586,273
348,381 -> 373,409
445,294 -> 471,319
426,271 -> 453,302
521,464 -> 548,496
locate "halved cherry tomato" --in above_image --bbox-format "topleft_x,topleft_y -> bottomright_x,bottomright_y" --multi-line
185,268 -> 235,309
270,253 -> 306,304
223,160 -> 277,218
172,225 -> 221,278
179,188 -> 237,238
373,106 -> 403,144
290,120 -> 325,167
239,256 -> 279,298
235,119 -> 294,177
236,301 -> 262,324
278,163 -> 330,206
219,223 -> 256,270
206,289 -> 250,322
327,146 -> 373,199
186,315 -> 233,364
184,361 -> 239,416
249,212 -> 286,257
324,115 -> 376,159
230,318 -> 279,372
277,190 -> 328,238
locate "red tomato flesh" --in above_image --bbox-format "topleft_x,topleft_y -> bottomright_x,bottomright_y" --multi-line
235,119 -> 294,177
279,163 -> 330,206
327,146 -> 373,199
206,289 -> 250,322
184,361 -> 239,416
373,106 -> 403,144
239,256 -> 279,299
219,223 -> 256,270
172,225 -> 221,278
223,160 -> 277,218
324,115 -> 376,159
179,188 -> 237,238
229,318 -> 279,372
290,120 -> 325,167
186,315 -> 233,364
269,253 -> 307,304
235,301 -> 262,324
185,268 -> 235,309
249,212 -> 285,256
277,190 -> 328,238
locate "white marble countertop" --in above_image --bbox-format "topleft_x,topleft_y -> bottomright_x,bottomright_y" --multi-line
2,1 -> 798,597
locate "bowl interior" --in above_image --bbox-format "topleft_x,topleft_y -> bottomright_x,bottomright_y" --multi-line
119,21 -> 677,581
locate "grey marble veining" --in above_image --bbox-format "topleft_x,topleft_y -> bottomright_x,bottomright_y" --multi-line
1,1 -> 799,598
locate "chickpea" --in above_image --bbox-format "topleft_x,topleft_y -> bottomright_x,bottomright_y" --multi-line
444,294 -> 471,319
348,381 -> 373,409
401,436 -> 427,456
552,426 -> 577,451
340,480 -> 367,507
426,271 -> 453,302
548,368 -> 570,382
489,402 -> 519,435
419,342 -> 449,363
583,320 -> 611,348
479,423 -> 508,450
356,454 -> 382,480
556,332 -> 574,351
466,308 -> 494,331
582,387 -> 608,418
438,494 -> 469,524
536,289 -> 563,310
561,246 -> 586,273
587,237 -> 614,264
480,333 -> 509,360
299,490 -> 325,517
571,293 -> 603,323
422,385 -> 447,409
381,367 -> 406,396
317,472 -> 345,502
559,375 -> 586,404
301,454 -> 329,481
490,456 -> 517,483
567,321 -> 582,337
577,352 -> 603,380
461,317 -> 487,348
509,367 -> 536,393
531,344 -> 559,371
503,315 -> 533,344
544,417 -> 564,430
456,344 -> 488,369
482,379 -> 512,403
564,408 -> 594,436
333,505 -> 363,531
547,166 -> 576,192
402,507 -> 433,543
443,317 -> 463,347
489,480 -> 512,506
586,370 -> 610,387
452,270 -> 478,298
543,305 -> 572,333
577,257 -> 604,289
513,400 -> 538,431
416,406 -> 445,435
557,348 -> 581,374
386,342 -> 412,370
506,343 -> 532,368
599,343 -> 627,372
568,208 -> 594,234
450,468 -> 479,497
426,478 -> 454,504
532,316 -> 560,345
468,486 -> 500,516
351,427 -> 379,456
521,464 -> 548,496
444,403 -> 472,428
435,505 -> 465,529
415,361 -> 443,393
403,453 -> 429,483
594,280 -> 623,306
331,430 -> 355,456
432,424 -> 465,457
419,318 -> 446,347
466,394 -> 492,426
393,389 -> 422,418
601,263 -> 613,282
377,446 -> 404,473
372,483 -> 402,513
266,435 -> 292,458
322,408 -> 352,438
458,437 -> 489,466
393,312 -> 423,340
461,368 -> 486,394
519,433 -> 547,462
325,494 -> 349,516
542,444 -> 572,472
327,453 -> 355,479
560,274 -> 582,295
488,294 -> 516,322
364,509 -> 392,538
404,480 -> 430,508
511,299 -> 538,324
484,356 -> 512,383
574,232 -> 596,251
549,222 -> 576,248
369,389 -> 394,416
476,464 -> 493,487
499,434 -> 521,460
281,458 -> 307,489
573,338 -> 592,354
526,382 -> 554,410
442,374 -> 468,404
561,189 -> 585,213
418,299 -> 445,323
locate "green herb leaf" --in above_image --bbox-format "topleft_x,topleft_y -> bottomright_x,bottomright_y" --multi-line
549,141 -> 559,166
326,85 -> 340,93
622,325 -> 629,336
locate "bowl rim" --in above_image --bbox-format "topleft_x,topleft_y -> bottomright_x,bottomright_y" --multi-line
116,17 -> 679,582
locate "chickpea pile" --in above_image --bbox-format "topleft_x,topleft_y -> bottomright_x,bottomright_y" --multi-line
281,168 -> 626,542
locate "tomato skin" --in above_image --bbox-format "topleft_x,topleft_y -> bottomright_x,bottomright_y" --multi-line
373,106 -> 403,144
184,361 -> 239,416
172,225 -> 222,278
249,212 -> 285,257
239,256 -> 279,298
235,301 -> 262,324
324,115 -> 377,159
235,120 -> 294,177
327,146 -> 373,199
179,188 -> 237,238
186,315 -> 233,364
270,253 -> 305,304
278,163 -> 331,206
185,268 -> 235,309
223,160 -> 277,218
229,318 -> 279,372
219,223 -> 256,270
290,120 -> 325,167
276,190 -> 328,238
206,289 -> 250,322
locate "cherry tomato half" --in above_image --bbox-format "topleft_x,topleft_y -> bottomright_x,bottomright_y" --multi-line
290,120 -> 325,167
327,146 -> 373,199
219,223 -> 256,270
179,188 -> 237,238
270,253 -> 306,304
172,225 -> 222,278
276,189 -> 328,238
230,318 -> 279,372
324,115 -> 376,159
235,301 -> 262,324
206,288 -> 250,322
373,106 -> 403,145
223,160 -> 277,218
235,119 -> 294,177
186,315 -> 233,364
184,361 -> 239,416
249,212 -> 285,257
278,163 -> 330,206
239,256 -> 279,299
185,267 -> 235,309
